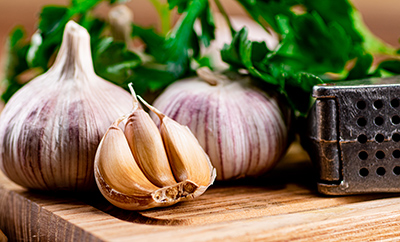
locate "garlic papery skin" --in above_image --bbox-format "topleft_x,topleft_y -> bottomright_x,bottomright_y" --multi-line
152,68 -> 291,180
0,21 -> 132,191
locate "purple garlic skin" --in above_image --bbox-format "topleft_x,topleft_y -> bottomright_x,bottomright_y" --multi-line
0,21 -> 132,191
152,70 -> 291,180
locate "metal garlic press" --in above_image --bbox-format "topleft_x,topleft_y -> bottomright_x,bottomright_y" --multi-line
305,75 -> 400,195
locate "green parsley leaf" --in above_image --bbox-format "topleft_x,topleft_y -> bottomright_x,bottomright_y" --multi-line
2,27 -> 30,102
131,25 -> 165,62
164,0 -> 210,77
93,38 -> 141,85
167,0 -> 189,13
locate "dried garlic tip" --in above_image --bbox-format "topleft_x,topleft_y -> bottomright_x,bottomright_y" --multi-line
124,84 -> 176,187
138,96 -> 217,198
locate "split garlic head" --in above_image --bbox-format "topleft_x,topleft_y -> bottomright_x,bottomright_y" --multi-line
94,87 -> 216,210
152,68 -> 291,180
0,21 -> 132,191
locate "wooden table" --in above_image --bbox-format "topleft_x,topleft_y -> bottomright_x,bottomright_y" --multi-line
2,143 -> 400,241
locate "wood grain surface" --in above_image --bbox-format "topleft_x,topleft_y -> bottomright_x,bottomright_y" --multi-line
0,229 -> 7,242
1,143 -> 400,241
1,2 -> 400,241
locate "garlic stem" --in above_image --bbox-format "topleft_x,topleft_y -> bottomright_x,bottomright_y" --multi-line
137,95 -> 165,120
51,21 -> 95,81
196,67 -> 220,86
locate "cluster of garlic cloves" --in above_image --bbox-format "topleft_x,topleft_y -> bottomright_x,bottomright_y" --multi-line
94,84 -> 216,210
0,21 -> 133,191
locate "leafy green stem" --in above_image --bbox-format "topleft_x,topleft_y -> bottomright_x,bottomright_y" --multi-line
149,0 -> 171,36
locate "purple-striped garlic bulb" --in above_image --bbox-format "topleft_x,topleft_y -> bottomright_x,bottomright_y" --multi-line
0,21 -> 132,191
152,68 -> 291,180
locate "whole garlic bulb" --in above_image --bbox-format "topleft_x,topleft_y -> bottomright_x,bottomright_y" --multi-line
0,21 -> 132,191
152,68 -> 291,180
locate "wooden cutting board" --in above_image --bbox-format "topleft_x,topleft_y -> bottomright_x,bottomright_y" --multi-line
1,143 -> 400,241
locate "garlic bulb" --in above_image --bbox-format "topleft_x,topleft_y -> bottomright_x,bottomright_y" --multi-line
0,21 -> 132,191
152,68 -> 291,180
94,86 -> 216,210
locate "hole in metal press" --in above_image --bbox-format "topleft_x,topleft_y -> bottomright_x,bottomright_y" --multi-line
391,98 -> 400,108
358,134 -> 367,144
373,100 -> 383,109
358,151 -> 368,160
374,117 -> 384,126
392,115 -> 400,125
356,100 -> 366,110
357,117 -> 367,127
376,167 -> 386,176
375,134 -> 384,143
375,151 -> 385,159
359,168 -> 369,177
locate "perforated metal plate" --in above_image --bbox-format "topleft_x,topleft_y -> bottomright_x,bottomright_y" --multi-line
306,76 -> 400,195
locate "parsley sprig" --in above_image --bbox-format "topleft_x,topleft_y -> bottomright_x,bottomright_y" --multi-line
3,0 -> 400,116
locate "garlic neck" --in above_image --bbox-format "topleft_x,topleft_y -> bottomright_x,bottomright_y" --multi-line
50,21 -> 96,81
196,67 -> 228,86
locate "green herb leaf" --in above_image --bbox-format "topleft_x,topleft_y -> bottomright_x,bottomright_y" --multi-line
2,27 -> 31,102
131,25 -> 165,62
125,66 -> 176,95
38,6 -> 69,35
167,0 -> 189,13
198,2 -> 215,47
376,59 -> 400,75
94,38 -> 141,85
27,0 -> 105,69
283,72 -> 322,116
346,53 -> 374,80
221,27 -> 323,115
272,12 -> 354,74
164,0 -> 209,77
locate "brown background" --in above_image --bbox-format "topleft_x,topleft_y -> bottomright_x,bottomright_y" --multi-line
0,0 -> 399,68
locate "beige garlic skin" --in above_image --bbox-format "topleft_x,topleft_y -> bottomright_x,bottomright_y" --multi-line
0,21 -> 132,191
94,91 -> 216,210
152,68 -> 291,180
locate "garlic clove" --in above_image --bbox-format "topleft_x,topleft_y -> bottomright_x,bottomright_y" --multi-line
95,118 -> 159,195
124,84 -> 177,187
138,96 -> 216,198
95,117 -> 203,210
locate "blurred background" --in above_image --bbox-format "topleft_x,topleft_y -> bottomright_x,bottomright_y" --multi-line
0,0 -> 399,68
